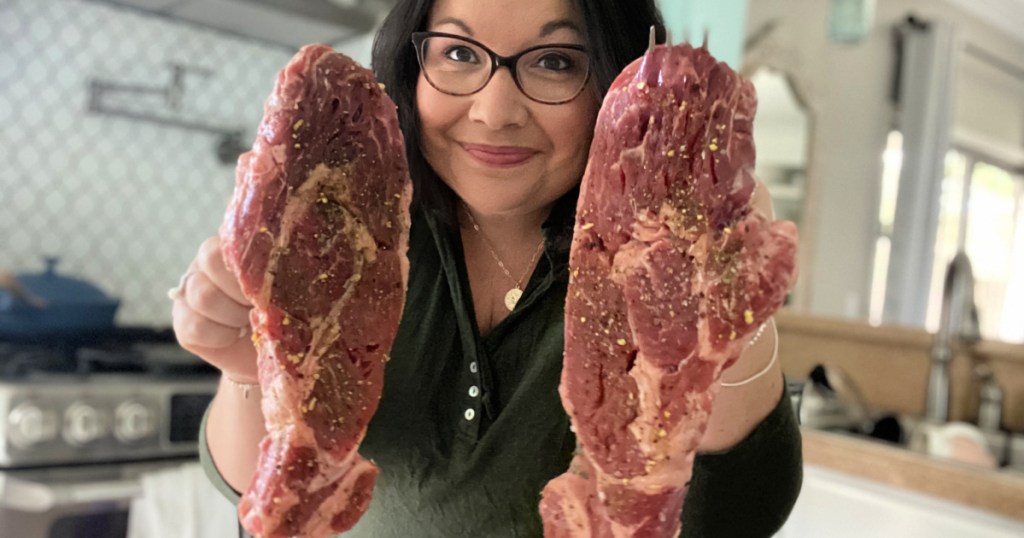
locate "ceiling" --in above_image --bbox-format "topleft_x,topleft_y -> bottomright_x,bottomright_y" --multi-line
85,0 -> 1024,54
84,0 -> 395,50
945,0 -> 1024,46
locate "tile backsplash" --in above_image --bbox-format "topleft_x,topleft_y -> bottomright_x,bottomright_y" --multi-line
1,0 -> 371,326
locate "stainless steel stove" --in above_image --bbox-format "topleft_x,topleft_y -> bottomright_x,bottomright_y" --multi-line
0,333 -> 219,537
1,374 -> 215,467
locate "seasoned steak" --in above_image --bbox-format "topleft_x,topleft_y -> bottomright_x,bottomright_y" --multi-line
220,44 -> 412,538
540,41 -> 798,537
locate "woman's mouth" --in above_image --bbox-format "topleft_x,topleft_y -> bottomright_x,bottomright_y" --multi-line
460,143 -> 538,168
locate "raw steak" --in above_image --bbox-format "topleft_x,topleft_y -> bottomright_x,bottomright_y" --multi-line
539,41 -> 798,537
220,44 -> 412,538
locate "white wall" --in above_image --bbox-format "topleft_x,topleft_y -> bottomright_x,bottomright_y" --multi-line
0,0 -> 375,326
956,53 -> 1024,151
745,0 -> 1024,322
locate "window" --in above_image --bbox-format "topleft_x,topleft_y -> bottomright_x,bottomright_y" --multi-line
869,139 -> 1024,343
868,131 -> 904,326
929,157 -> 1024,342
872,138 -> 1024,342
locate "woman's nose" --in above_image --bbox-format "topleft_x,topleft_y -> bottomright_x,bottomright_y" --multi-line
467,68 -> 529,130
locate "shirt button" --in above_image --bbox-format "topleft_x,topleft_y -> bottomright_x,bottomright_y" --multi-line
470,361 -> 478,374
464,408 -> 476,421
468,386 -> 480,398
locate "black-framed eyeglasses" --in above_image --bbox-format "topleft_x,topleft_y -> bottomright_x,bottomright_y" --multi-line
411,31 -> 591,105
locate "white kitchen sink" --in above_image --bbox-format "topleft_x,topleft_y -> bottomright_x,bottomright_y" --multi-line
776,464 -> 1024,537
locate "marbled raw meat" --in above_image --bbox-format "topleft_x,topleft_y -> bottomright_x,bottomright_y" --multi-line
220,44 -> 412,538
540,41 -> 798,538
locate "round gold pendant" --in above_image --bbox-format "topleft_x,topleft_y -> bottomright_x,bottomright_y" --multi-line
504,288 -> 523,311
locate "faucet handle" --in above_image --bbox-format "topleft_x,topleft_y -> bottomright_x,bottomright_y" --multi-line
974,364 -> 1004,432
961,303 -> 982,344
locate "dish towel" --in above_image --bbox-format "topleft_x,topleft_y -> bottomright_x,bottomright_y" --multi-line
127,462 -> 238,538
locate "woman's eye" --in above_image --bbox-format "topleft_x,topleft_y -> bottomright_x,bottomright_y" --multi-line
536,53 -> 572,71
444,46 -> 478,63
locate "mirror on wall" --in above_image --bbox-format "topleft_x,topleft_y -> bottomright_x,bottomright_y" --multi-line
749,67 -> 811,231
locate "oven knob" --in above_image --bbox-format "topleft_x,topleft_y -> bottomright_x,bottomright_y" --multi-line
64,402 -> 109,445
115,401 -> 156,443
7,403 -> 59,449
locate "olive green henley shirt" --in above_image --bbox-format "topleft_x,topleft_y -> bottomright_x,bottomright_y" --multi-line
200,188 -> 803,537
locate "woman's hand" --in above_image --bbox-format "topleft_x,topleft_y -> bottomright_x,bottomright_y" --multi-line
700,177 -> 785,452
751,176 -> 776,221
171,236 -> 258,383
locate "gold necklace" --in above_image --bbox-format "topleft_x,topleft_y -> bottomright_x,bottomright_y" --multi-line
464,205 -> 545,311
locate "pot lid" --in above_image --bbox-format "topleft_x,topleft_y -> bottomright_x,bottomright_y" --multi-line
4,257 -> 117,307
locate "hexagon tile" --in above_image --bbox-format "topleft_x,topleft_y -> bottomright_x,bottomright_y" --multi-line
1,0 -> 298,326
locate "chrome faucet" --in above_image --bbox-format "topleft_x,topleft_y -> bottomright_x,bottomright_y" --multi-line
926,251 -> 981,422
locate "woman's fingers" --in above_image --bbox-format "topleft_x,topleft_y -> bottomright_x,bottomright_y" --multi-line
172,298 -> 245,350
750,175 -> 776,220
171,297 -> 258,382
169,235 -> 260,382
195,236 -> 251,307
185,269 -> 252,328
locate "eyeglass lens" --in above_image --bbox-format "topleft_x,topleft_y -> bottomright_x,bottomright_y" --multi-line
418,35 -> 589,103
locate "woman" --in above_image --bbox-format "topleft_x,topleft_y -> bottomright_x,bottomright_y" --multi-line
173,0 -> 802,536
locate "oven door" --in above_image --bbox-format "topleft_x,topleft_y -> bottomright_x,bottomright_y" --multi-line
0,460 -> 191,538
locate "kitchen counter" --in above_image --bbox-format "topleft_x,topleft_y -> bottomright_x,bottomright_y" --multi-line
801,427 -> 1024,522
776,311 -> 1024,431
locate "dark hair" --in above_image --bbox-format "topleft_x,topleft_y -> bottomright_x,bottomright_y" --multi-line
371,0 -> 665,227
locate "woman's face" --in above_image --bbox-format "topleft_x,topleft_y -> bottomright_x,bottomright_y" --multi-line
416,0 -> 600,218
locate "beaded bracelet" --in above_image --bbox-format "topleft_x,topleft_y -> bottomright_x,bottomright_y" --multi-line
720,321 -> 779,388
